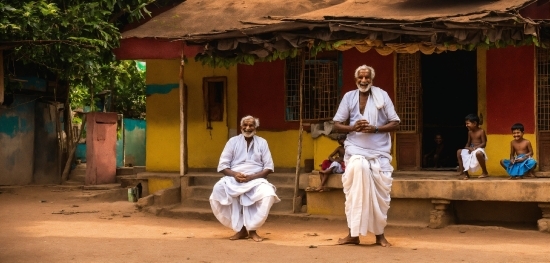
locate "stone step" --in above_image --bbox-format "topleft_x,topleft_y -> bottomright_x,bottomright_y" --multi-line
116,167 -> 135,175
62,179 -> 84,186
116,175 -> 145,188
185,185 -> 296,199
181,196 -> 294,212
158,206 -> 340,222
70,166 -> 87,175
187,173 -> 300,187
69,173 -> 85,183
181,197 -> 211,209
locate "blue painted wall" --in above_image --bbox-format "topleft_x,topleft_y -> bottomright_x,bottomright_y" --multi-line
0,95 -> 36,185
76,143 -> 87,162
123,118 -> 146,167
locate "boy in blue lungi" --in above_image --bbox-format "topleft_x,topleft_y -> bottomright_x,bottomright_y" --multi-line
500,123 -> 537,179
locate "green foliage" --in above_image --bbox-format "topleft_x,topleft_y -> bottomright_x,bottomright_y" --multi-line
69,60 -> 146,119
195,34 -> 543,69
1,0 -> 164,117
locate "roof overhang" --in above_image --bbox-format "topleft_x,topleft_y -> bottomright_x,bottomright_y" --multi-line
120,0 -> 548,60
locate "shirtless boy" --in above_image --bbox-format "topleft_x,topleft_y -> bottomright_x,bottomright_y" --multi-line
500,123 -> 537,179
457,114 -> 488,180
316,134 -> 346,192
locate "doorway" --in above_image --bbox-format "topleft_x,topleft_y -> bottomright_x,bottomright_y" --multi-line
421,50 -> 477,170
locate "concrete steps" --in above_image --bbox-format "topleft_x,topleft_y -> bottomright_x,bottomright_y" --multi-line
180,173 -> 303,213
63,163 -> 140,202
156,205 -> 345,222
65,163 -> 86,185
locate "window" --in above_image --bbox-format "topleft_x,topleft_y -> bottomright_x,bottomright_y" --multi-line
203,77 -> 226,124
537,47 -> 550,131
396,53 -> 421,132
285,52 -> 341,121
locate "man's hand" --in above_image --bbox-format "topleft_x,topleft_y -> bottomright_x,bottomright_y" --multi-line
354,119 -> 369,132
234,172 -> 247,183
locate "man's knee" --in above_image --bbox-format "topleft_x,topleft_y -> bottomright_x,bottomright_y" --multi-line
212,181 -> 225,192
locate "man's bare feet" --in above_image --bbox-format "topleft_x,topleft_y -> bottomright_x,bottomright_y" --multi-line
375,234 -> 392,247
460,175 -> 470,180
248,231 -> 263,242
337,234 -> 360,245
318,187 -> 331,192
229,227 -> 248,240
478,174 -> 488,178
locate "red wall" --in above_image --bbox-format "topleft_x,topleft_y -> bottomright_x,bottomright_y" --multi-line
486,45 -> 535,134
237,49 -> 395,131
342,49 -> 395,100
238,60 -> 298,130
113,38 -> 202,60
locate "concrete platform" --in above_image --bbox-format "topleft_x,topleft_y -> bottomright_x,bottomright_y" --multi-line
304,171 -> 550,232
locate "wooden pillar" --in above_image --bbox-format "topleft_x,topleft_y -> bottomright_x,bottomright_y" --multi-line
179,49 -> 186,176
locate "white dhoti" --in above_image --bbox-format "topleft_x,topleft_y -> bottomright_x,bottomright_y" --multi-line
328,161 -> 345,174
343,153 -> 393,237
460,148 -> 488,173
210,176 -> 280,232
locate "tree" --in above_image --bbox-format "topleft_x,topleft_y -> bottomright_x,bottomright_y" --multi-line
1,0 -> 177,116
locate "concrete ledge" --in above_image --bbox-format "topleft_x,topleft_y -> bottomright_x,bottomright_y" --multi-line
133,166 -> 146,174
306,171 -> 550,202
137,172 -> 181,195
116,167 -> 134,175
153,186 -> 181,207
136,194 -> 154,209
137,172 -> 181,180
392,176 -> 550,202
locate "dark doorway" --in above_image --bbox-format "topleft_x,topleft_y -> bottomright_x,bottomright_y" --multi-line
421,50 -> 477,170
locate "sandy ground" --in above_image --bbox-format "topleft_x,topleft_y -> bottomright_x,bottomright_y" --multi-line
1,185 -> 550,263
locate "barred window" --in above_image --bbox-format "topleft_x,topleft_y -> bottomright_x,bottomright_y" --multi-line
537,47 -> 550,131
285,53 -> 341,121
396,53 -> 421,132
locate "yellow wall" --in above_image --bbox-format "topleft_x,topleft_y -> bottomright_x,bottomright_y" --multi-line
145,59 -> 181,171
259,130 -> 314,168
183,60 -> 237,168
148,177 -> 176,194
145,59 -> 318,170
313,135 -> 339,169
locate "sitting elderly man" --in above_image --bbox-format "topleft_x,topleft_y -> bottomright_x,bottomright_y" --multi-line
209,115 -> 280,242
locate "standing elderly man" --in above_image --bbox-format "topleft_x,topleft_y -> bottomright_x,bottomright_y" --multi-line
333,65 -> 400,247
210,115 -> 280,242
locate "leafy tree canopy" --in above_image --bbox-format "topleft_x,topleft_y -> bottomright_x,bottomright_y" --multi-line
1,0 -> 178,118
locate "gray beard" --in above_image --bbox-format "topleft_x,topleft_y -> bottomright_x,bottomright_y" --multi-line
243,131 -> 256,138
357,83 -> 372,93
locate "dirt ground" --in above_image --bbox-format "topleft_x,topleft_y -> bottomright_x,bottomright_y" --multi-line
1,185 -> 550,263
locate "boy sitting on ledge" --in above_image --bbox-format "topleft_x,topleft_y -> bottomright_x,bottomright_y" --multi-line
315,134 -> 346,192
